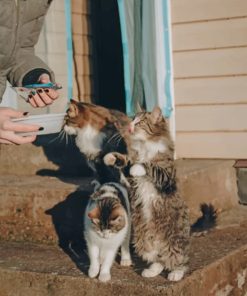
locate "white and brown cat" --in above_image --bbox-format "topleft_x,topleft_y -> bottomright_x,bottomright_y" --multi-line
84,182 -> 132,282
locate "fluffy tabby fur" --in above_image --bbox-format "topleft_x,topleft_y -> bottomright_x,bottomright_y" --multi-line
84,182 -> 132,282
104,106 -> 190,281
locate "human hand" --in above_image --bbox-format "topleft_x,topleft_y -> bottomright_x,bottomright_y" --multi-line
0,107 -> 42,144
28,73 -> 60,108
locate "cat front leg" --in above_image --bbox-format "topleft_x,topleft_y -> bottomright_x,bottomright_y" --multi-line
98,249 -> 117,282
120,226 -> 132,267
87,244 -> 100,278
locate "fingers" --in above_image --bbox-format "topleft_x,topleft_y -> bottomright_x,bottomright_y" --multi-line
0,107 -> 26,119
28,88 -> 59,108
0,138 -> 13,144
44,88 -> 59,99
0,131 -> 36,144
3,121 -> 41,133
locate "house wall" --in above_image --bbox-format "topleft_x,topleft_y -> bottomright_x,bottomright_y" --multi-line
171,0 -> 247,159
71,0 -> 93,102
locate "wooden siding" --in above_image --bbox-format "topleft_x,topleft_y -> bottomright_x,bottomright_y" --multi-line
72,0 -> 93,102
172,0 -> 247,159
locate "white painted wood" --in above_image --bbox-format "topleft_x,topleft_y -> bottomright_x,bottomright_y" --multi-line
176,105 -> 247,132
174,76 -> 247,105
176,132 -> 247,159
171,0 -> 247,23
174,47 -> 247,78
173,17 -> 247,51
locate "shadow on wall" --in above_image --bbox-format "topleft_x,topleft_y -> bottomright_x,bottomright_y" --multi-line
33,133 -> 93,178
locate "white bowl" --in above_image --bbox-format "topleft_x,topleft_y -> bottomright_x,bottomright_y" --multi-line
12,113 -> 66,136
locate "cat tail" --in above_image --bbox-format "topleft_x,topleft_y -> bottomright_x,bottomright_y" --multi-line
190,203 -> 218,237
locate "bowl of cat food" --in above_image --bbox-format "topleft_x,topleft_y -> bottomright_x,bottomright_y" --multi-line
12,113 -> 66,136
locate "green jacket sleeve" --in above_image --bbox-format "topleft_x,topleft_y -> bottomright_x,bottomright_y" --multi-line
7,46 -> 55,86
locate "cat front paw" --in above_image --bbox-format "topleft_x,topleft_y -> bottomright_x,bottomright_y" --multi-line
130,164 -> 146,177
120,258 -> 132,267
167,269 -> 185,281
98,273 -> 111,282
88,265 -> 100,278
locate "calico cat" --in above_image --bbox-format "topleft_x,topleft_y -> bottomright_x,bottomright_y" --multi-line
104,106 -> 190,282
64,100 -> 130,183
84,182 -> 132,282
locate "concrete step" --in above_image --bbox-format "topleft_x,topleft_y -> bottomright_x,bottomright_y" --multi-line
0,135 -> 91,176
0,175 -> 92,244
0,159 -> 240,243
0,224 -> 246,296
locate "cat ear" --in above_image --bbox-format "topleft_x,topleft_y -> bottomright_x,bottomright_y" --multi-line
135,102 -> 143,113
151,106 -> 163,124
67,101 -> 79,118
88,206 -> 100,219
70,98 -> 80,105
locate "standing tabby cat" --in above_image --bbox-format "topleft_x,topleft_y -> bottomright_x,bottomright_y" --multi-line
104,106 -> 190,281
84,182 -> 132,282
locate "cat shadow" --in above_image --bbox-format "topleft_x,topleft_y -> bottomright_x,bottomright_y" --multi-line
45,188 -> 92,274
33,133 -> 94,181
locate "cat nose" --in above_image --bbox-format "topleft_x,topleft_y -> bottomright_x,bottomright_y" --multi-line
128,124 -> 134,133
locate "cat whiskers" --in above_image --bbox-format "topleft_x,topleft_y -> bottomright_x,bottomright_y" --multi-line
47,129 -> 71,146
107,132 -> 122,146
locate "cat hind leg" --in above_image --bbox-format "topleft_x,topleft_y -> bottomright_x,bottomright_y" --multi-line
141,262 -> 164,278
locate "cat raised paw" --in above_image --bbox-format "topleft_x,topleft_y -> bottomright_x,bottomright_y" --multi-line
103,152 -> 127,169
103,153 -> 117,166
130,164 -> 146,177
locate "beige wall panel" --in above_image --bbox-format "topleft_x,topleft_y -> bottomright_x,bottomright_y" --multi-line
47,54 -> 67,76
173,18 -> 247,51
176,132 -> 247,159
171,0 -> 247,23
174,47 -> 247,78
174,76 -> 247,105
176,105 -> 247,132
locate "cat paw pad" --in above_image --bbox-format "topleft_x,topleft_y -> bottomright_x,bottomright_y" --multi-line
130,164 -> 146,177
99,273 -> 111,282
120,259 -> 132,267
88,266 -> 99,278
103,153 -> 116,166
167,270 -> 185,281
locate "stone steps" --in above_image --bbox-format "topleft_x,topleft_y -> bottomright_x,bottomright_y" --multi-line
0,224 -> 246,296
0,159 -> 240,243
